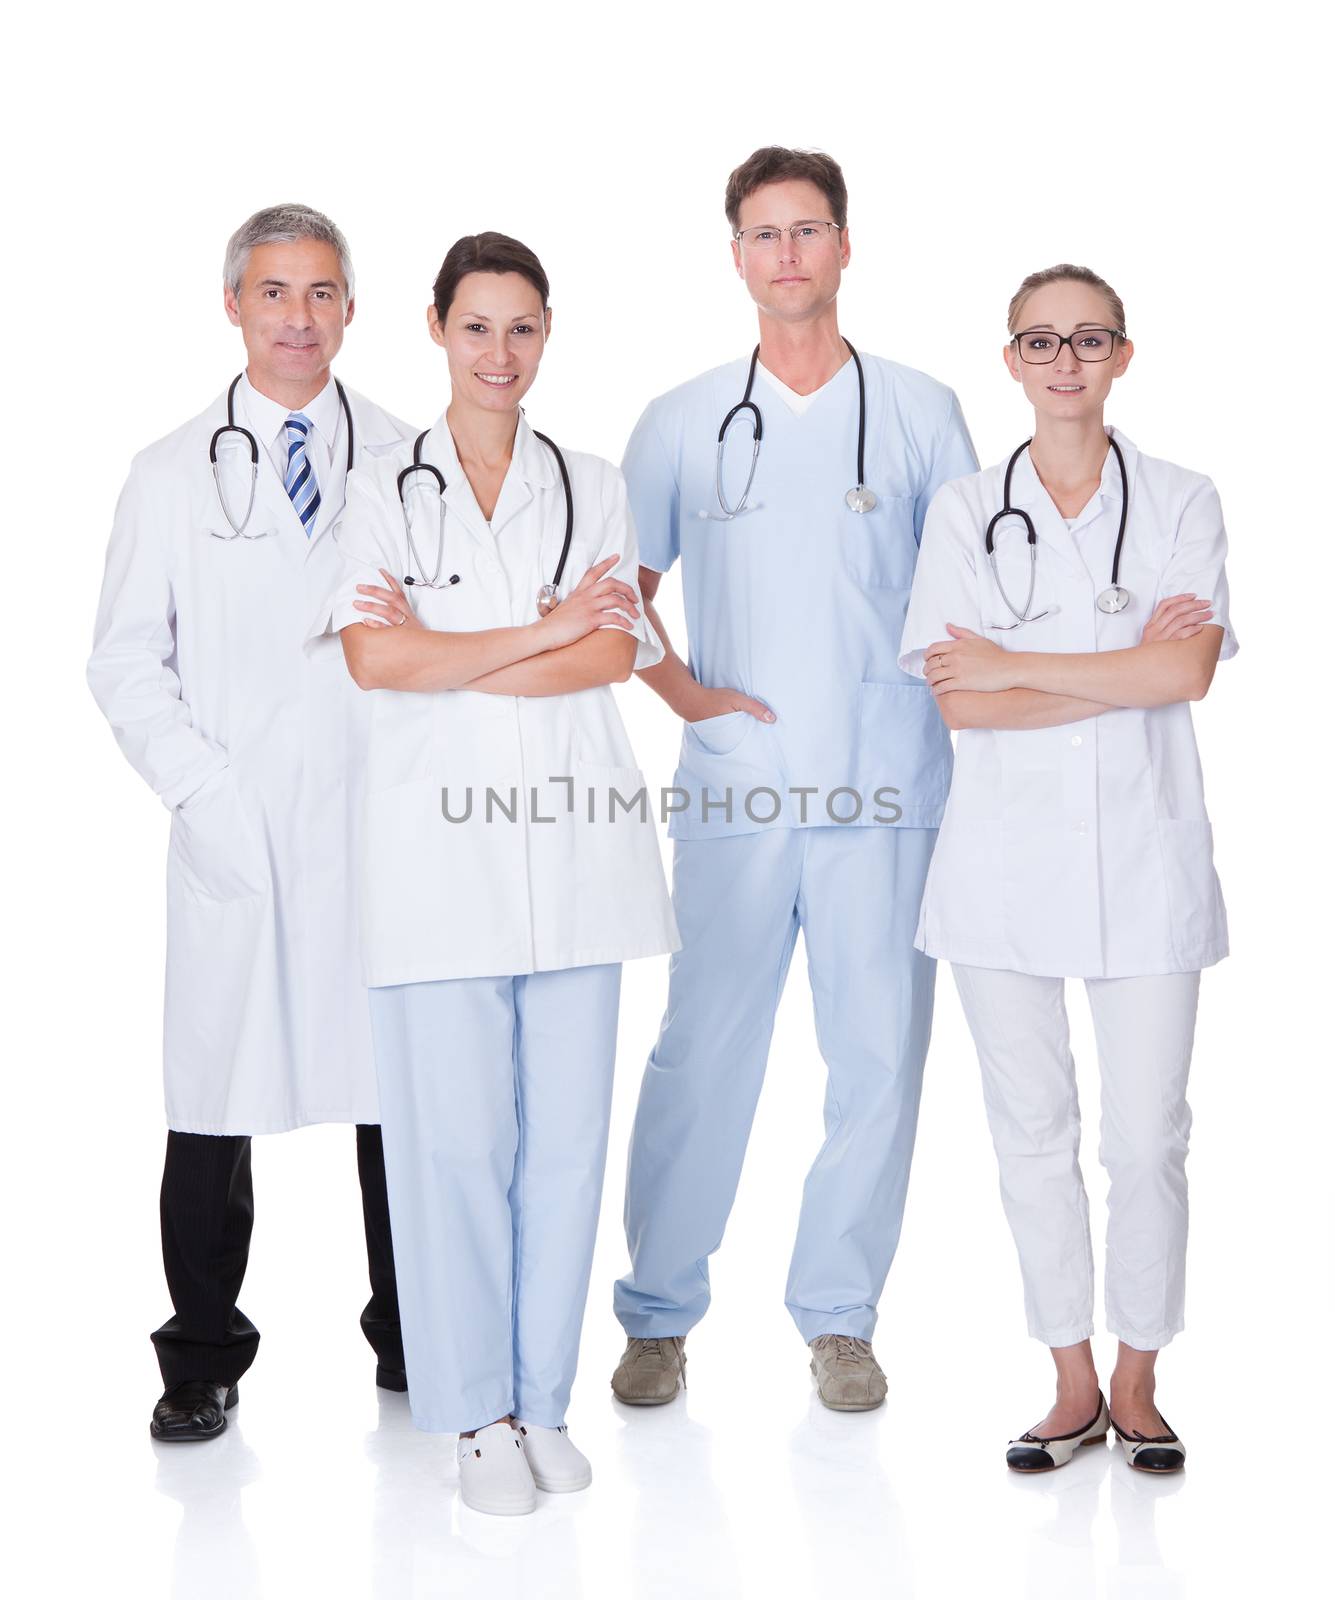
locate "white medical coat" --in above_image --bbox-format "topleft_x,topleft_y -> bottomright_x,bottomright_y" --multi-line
898,429 -> 1237,978
87,381 -> 416,1133
309,414 -> 680,987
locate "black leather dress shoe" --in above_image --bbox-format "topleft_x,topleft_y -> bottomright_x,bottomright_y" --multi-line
150,1380 -> 238,1442
376,1364 -> 408,1393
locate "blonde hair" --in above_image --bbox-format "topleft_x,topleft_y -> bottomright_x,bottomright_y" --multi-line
1007,263 -> 1126,337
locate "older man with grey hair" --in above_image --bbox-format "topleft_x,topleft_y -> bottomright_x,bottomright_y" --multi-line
88,203 -> 418,1442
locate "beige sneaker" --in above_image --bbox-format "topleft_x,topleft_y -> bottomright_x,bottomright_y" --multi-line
611,1336 -> 687,1405
808,1335 -> 887,1412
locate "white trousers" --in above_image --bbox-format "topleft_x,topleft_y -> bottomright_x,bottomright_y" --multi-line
369,963 -> 621,1433
951,964 -> 1201,1351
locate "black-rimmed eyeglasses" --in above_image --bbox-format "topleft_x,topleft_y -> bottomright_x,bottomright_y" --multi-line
1013,327 -> 1124,364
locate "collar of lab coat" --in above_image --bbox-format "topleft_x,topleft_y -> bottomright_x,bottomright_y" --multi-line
418,410 -> 560,546
200,379 -> 408,557
1004,426 -> 1140,579
238,372 -> 341,462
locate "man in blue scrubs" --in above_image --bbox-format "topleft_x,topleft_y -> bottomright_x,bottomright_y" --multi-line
611,147 -> 977,1409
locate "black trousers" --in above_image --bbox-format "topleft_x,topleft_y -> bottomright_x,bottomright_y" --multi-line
151,1124 -> 403,1388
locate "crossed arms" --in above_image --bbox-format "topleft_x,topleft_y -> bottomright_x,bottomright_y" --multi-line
922,596 -> 1224,730
339,558 -> 640,696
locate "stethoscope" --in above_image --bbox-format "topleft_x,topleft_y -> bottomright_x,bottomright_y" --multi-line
208,372 -> 354,538
985,436 -> 1132,629
396,426 -> 574,617
700,337 -> 877,520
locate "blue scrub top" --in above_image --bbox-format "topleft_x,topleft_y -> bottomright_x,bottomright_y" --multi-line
623,352 -> 978,838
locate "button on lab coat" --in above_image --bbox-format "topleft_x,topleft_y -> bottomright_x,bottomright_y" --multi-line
898,429 -> 1237,978
622,353 -> 978,837
309,415 -> 680,988
87,383 -> 416,1133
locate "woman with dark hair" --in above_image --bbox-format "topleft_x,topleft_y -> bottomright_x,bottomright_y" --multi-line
309,233 -> 678,1515
900,265 -> 1236,1475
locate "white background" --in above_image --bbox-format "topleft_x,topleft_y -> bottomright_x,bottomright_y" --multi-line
4,2 -> 1330,1596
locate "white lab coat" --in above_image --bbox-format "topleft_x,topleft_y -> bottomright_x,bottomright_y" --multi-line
898,429 -> 1237,978
88,382 -> 416,1134
308,414 -> 680,988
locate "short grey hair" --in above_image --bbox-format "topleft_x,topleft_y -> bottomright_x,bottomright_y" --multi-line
223,203 -> 355,299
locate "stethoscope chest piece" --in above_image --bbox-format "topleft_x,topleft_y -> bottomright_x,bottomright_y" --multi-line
987,435 -> 1134,627
536,582 -> 559,617
845,485 -> 877,514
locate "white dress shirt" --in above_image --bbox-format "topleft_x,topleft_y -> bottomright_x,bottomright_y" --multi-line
237,372 -> 345,518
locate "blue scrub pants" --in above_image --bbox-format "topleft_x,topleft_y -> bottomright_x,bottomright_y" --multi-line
615,825 -> 936,1344
369,963 -> 621,1434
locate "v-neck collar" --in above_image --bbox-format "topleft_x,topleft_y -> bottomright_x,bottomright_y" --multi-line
753,351 -> 854,420
755,355 -> 851,416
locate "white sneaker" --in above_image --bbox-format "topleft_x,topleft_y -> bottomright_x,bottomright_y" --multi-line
456,1421 -> 537,1515
516,1421 -> 593,1493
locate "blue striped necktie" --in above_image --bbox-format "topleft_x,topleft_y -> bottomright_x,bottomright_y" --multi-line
284,412 -> 320,534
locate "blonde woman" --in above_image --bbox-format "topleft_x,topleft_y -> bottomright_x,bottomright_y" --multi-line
900,264 -> 1236,1473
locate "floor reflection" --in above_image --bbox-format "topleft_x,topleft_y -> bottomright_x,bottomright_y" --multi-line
1110,1459 -> 1185,1600
153,1419 -> 263,1600
788,1395 -> 913,1591
362,1391 -> 588,1599
613,1393 -> 742,1600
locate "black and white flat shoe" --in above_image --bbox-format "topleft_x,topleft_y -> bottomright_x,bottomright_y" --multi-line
1006,1394 -> 1110,1472
1110,1414 -> 1186,1473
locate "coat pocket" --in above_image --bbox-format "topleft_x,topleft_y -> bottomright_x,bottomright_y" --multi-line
1159,818 -> 1227,959
169,772 -> 271,903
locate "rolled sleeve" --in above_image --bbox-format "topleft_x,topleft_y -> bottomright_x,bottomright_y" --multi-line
898,483 -> 984,678
1158,477 -> 1239,660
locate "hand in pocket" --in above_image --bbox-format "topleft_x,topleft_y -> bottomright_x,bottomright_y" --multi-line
171,773 -> 270,902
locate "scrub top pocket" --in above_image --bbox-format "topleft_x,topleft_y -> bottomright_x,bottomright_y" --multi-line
855,681 -> 952,822
842,493 -> 919,590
